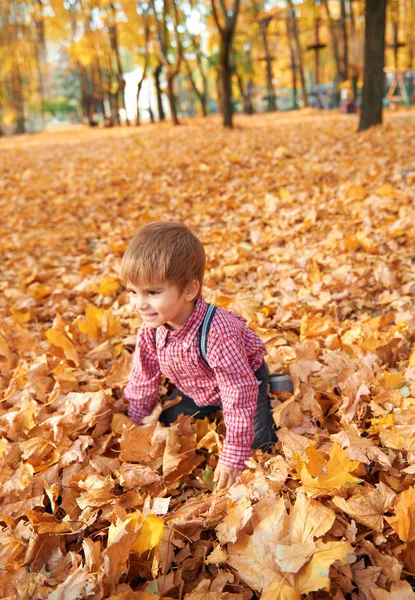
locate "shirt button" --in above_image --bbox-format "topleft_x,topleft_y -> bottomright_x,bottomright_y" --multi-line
183,342 -> 189,349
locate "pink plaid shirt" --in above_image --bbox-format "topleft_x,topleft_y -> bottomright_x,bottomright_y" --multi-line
124,296 -> 266,469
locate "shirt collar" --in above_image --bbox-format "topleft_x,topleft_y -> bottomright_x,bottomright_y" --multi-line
155,296 -> 208,348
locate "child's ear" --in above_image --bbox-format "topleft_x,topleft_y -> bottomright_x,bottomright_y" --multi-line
186,280 -> 200,301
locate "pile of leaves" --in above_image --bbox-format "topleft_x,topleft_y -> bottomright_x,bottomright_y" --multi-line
1,111 -> 415,599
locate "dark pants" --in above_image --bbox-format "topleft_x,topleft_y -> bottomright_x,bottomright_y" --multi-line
160,361 -> 277,451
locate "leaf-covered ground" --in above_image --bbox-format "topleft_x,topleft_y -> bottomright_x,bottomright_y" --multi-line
1,111 -> 415,600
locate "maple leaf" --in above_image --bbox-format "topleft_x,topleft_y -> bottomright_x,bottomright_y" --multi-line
294,540 -> 354,594
297,443 -> 363,496
45,327 -> 80,365
332,482 -> 395,532
216,496 -> 253,544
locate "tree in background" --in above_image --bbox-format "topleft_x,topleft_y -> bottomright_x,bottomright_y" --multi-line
211,0 -> 240,128
151,0 -> 181,126
358,0 -> 387,131
286,0 -> 308,108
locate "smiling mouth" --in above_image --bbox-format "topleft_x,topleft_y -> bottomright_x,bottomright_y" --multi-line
141,313 -> 157,318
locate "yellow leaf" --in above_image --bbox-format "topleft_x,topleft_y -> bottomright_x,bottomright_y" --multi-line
300,314 -> 336,342
131,514 -> 164,555
45,328 -> 80,365
274,542 -> 315,574
295,540 -> 353,594
27,282 -> 50,301
409,348 -> 415,367
345,184 -> 366,200
367,414 -> 394,435
380,372 -> 406,389
299,444 -> 362,496
10,307 -> 31,324
288,492 -> 336,545
305,445 -> 326,478
307,260 -> 322,284
279,187 -> 292,201
385,486 -> 415,542
78,305 -> 104,340
98,276 -> 120,296
376,182 -> 397,198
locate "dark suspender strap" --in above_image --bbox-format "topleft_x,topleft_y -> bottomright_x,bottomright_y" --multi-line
199,304 -> 217,367
154,328 -> 158,345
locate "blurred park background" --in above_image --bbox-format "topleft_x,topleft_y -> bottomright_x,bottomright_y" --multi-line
0,0 -> 414,135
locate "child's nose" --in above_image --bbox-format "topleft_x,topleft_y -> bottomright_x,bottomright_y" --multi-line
138,297 -> 149,310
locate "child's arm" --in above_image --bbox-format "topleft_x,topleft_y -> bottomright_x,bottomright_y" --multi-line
208,327 -> 260,476
124,326 -> 161,424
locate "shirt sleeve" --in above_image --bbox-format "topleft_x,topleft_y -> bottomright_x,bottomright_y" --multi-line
207,325 -> 259,470
124,325 -> 161,424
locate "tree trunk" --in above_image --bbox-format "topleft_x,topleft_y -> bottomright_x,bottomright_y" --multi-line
166,75 -> 179,125
321,0 -> 342,105
108,3 -> 129,125
322,0 -> 342,77
184,59 -> 207,116
358,0 -> 387,132
136,80 -> 144,126
287,3 -> 308,108
12,60 -> 25,134
340,0 -> 348,80
408,0 -> 414,98
260,17 -> 277,112
211,0 -> 240,128
135,11 -> 150,126
235,68 -> 245,113
154,65 -> 165,121
216,68 -> 223,115
286,10 -> 298,109
220,33 -> 233,127
34,0 -> 47,128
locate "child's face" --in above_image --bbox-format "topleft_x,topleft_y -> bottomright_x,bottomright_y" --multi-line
127,279 -> 199,329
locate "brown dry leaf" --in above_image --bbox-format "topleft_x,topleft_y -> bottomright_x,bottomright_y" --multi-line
163,415 -> 197,478
48,565 -> 97,600
117,463 -> 162,490
216,496 -> 253,544
227,496 -> 287,589
20,437 -> 60,472
120,424 -> 155,462
332,483 -> 395,532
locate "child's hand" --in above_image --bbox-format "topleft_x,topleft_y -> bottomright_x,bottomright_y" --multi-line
213,462 -> 242,490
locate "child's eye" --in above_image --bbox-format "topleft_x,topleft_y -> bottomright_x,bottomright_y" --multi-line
148,291 -> 159,296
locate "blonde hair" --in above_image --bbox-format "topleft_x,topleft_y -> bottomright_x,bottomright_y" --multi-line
120,222 -> 205,296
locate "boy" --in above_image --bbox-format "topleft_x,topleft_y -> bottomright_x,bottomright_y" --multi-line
121,222 -> 276,490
